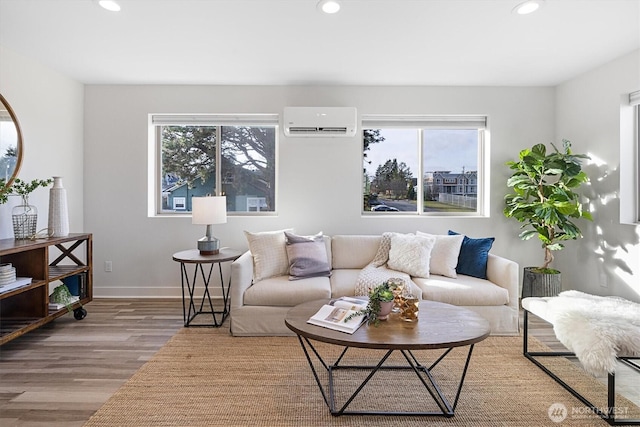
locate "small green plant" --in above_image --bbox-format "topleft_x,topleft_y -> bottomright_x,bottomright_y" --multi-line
1,177 -> 53,205
345,281 -> 395,326
504,140 -> 592,272
0,179 -> 8,204
8,178 -> 53,204
49,284 -> 78,313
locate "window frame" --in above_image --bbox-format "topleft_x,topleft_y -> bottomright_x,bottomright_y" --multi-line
148,113 -> 279,217
361,115 -> 489,217
636,103 -> 640,222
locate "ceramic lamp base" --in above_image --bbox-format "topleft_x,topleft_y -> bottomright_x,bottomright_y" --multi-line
197,236 -> 220,255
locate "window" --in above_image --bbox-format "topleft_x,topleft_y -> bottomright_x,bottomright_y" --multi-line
634,91 -> 640,221
362,115 -> 487,215
620,90 -> 640,225
150,114 -> 278,215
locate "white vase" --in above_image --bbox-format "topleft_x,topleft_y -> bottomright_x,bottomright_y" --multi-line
48,176 -> 69,237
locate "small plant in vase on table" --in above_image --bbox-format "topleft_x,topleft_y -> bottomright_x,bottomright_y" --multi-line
345,281 -> 395,325
3,177 -> 53,239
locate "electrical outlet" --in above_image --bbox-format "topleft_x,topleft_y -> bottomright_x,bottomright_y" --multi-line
105,261 -> 113,272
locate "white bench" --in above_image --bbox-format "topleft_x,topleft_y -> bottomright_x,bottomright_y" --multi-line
522,295 -> 640,426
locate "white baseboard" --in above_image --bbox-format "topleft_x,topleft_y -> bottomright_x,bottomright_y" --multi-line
93,286 -> 224,299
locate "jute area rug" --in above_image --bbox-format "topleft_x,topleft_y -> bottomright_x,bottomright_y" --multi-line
84,326 -> 639,427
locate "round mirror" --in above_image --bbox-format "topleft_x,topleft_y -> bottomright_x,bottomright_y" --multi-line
0,93 -> 23,188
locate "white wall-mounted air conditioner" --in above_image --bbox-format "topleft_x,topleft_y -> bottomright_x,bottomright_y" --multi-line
283,107 -> 357,137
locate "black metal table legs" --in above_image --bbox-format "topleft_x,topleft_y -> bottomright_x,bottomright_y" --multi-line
179,261 -> 230,327
296,335 -> 476,417
523,310 -> 640,426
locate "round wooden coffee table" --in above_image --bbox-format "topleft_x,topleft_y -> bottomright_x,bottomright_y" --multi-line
285,299 -> 490,417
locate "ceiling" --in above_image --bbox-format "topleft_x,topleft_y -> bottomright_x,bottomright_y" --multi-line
0,0 -> 638,87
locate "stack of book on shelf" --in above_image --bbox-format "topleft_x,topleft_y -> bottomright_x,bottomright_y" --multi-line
62,273 -> 88,298
307,296 -> 369,334
0,263 -> 32,293
48,296 -> 79,311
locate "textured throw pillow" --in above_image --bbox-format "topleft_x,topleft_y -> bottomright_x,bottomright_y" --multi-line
416,231 -> 464,278
387,233 -> 436,278
244,229 -> 293,281
285,232 -> 331,280
448,230 -> 495,279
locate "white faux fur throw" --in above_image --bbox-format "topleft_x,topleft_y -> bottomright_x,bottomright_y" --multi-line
546,290 -> 640,377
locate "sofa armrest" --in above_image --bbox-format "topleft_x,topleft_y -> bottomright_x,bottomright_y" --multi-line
230,251 -> 254,310
486,253 -> 519,310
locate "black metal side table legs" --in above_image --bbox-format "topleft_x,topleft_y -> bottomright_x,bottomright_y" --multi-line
172,248 -> 242,327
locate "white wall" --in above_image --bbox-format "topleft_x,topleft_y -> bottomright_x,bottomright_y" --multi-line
5,43 -> 637,302
0,46 -> 84,238
555,49 -> 640,301
84,85 -> 555,297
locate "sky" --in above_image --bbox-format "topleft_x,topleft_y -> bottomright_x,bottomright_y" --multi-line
1,122 -> 18,182
0,122 -> 17,155
363,128 -> 478,179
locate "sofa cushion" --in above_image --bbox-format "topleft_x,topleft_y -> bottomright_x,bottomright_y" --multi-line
387,233 -> 435,278
244,229 -> 293,281
448,230 -> 495,279
331,235 -> 381,269
416,231 -> 464,278
413,275 -> 509,306
285,232 -> 331,280
329,269 -> 361,298
243,275 -> 331,307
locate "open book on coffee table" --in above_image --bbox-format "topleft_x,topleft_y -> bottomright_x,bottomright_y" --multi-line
307,296 -> 369,334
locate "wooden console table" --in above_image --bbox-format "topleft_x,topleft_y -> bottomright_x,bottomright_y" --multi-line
0,233 -> 93,345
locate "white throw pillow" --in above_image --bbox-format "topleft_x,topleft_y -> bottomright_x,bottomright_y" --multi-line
417,231 -> 464,278
244,229 -> 293,281
387,233 -> 436,278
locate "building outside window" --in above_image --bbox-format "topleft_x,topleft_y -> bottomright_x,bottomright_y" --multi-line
362,115 -> 487,215
150,114 -> 278,215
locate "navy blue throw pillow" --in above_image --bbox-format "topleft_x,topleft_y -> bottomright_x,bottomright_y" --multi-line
447,230 -> 495,279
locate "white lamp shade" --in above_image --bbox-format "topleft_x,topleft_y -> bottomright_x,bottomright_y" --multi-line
192,196 -> 227,225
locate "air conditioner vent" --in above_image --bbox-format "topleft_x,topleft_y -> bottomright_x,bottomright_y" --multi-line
283,107 -> 357,137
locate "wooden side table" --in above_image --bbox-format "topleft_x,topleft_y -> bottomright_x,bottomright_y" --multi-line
172,248 -> 241,327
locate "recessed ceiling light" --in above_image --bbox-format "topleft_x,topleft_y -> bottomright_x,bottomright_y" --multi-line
98,0 -> 121,12
317,0 -> 341,14
513,0 -> 544,15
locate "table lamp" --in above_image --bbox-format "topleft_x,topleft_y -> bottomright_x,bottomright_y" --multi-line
192,196 -> 227,255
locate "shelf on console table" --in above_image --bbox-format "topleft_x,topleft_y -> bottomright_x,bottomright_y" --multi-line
0,233 -> 93,345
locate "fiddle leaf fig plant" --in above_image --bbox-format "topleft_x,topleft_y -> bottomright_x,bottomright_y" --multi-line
504,140 -> 592,272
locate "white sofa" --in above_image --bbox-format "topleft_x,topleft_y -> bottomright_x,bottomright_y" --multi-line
229,234 -> 519,336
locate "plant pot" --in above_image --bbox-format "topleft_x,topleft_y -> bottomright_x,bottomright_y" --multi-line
522,267 -> 561,298
377,301 -> 394,320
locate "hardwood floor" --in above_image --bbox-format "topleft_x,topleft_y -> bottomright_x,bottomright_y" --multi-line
0,299 -> 184,427
0,299 -> 638,426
